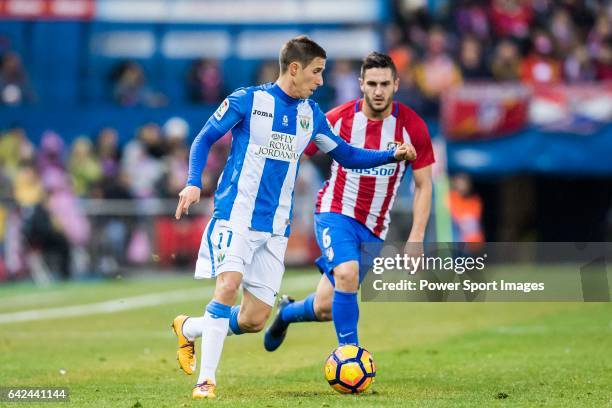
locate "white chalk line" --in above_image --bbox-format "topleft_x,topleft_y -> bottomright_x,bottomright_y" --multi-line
0,273 -> 319,325
0,288 -> 206,324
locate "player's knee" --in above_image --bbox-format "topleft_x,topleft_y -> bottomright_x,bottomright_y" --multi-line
240,321 -> 265,333
314,297 -> 332,321
218,279 -> 240,296
333,263 -> 359,292
239,313 -> 268,333
215,274 -> 241,300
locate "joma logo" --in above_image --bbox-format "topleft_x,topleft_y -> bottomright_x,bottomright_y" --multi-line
252,109 -> 273,118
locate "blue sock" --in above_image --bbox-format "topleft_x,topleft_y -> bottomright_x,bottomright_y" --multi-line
229,305 -> 243,335
332,290 -> 359,345
280,293 -> 317,323
206,300 -> 231,319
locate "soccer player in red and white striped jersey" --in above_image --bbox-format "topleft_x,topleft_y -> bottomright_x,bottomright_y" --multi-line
313,91 -> 434,240
264,52 -> 434,350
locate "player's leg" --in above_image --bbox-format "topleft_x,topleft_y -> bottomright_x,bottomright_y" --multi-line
179,268 -> 244,399
172,219 -> 254,399
179,315 -> 203,341
181,272 -> 272,400
176,225 -> 272,341
282,215 -> 380,347
228,288 -> 272,335
195,269 -> 242,390
180,288 -> 272,340
312,273 -> 334,321
330,260 -> 360,345
264,213 -> 360,351
275,270 -> 335,323
194,227 -> 271,398
231,234 -> 286,341
173,218 -> 225,377
264,273 -> 332,352
264,262 -> 360,349
330,225 -> 384,347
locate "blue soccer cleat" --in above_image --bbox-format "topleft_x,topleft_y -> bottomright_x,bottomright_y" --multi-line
264,295 -> 294,352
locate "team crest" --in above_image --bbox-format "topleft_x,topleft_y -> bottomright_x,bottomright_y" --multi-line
299,115 -> 311,131
214,99 -> 229,120
282,115 -> 289,126
387,141 -> 401,150
216,251 -> 226,264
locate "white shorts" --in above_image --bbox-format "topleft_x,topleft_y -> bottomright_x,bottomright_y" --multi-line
195,218 -> 288,306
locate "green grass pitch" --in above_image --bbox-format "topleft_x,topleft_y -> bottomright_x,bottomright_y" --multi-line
0,271 -> 610,407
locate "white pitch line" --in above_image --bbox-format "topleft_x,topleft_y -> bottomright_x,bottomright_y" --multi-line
0,273 -> 319,325
0,288 -> 207,325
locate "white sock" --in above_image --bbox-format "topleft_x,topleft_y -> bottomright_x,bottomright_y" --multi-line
197,311 -> 229,385
182,316 -> 204,341
183,316 -> 233,339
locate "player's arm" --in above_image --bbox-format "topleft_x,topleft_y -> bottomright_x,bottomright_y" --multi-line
175,92 -> 245,219
327,135 -> 415,168
407,165 -> 433,242
312,117 -> 416,168
404,115 -> 435,245
301,107 -> 341,159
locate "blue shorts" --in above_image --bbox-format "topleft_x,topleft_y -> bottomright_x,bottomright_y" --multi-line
314,212 -> 384,286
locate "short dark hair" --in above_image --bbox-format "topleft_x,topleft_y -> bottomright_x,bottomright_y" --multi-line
360,52 -> 397,79
279,35 -> 327,73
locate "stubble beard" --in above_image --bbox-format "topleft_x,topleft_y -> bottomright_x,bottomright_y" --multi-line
364,93 -> 392,113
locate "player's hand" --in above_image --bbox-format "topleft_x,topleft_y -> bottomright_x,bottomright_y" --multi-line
403,240 -> 424,274
394,143 -> 417,162
175,185 -> 201,220
404,240 -> 424,258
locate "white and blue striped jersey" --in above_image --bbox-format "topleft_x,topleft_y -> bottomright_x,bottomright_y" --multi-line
187,82 -> 396,237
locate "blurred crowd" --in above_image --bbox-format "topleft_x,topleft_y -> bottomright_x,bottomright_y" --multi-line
0,119 -> 232,281
107,58 -> 288,108
387,0 -> 612,115
0,118 -> 222,201
2,1 -> 610,117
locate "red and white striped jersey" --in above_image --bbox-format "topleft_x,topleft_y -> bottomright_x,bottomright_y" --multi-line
306,99 -> 435,240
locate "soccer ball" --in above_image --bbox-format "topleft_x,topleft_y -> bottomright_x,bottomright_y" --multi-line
324,345 -> 376,394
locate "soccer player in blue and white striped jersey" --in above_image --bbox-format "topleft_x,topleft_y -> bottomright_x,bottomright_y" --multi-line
171,36 -> 416,399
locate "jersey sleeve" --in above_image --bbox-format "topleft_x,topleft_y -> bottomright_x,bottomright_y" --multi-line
311,104 -> 395,168
303,107 -> 343,156
311,105 -> 346,153
208,88 -> 249,134
186,88 -> 249,188
186,122 -> 226,188
407,115 -> 435,170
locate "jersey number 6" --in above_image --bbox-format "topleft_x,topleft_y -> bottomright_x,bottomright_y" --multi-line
322,227 -> 332,248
